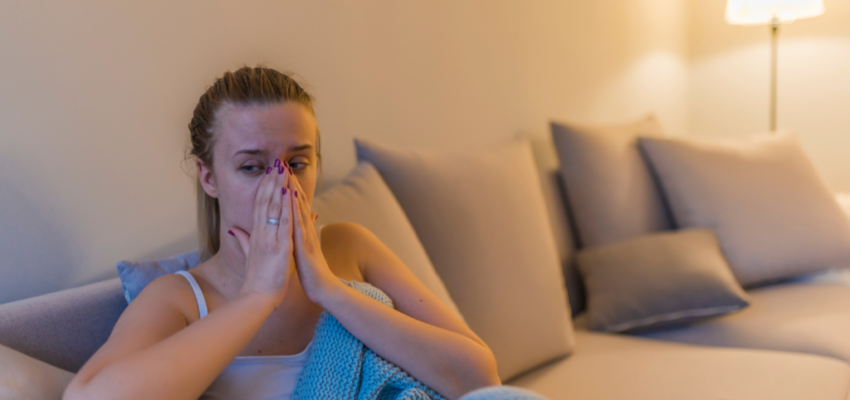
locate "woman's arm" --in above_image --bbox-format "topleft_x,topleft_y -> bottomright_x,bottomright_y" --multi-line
63,274 -> 277,400
317,223 -> 501,400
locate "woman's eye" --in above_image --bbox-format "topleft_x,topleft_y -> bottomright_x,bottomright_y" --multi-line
241,165 -> 262,173
287,162 -> 307,170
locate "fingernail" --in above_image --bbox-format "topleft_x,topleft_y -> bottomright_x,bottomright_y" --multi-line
227,229 -> 235,237
274,159 -> 280,167
294,190 -> 298,198
266,167 -> 271,175
282,187 -> 287,195
278,165 -> 284,174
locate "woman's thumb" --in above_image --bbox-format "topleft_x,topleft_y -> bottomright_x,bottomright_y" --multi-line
227,227 -> 251,256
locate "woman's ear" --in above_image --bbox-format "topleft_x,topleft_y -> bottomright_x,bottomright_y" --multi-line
197,159 -> 219,198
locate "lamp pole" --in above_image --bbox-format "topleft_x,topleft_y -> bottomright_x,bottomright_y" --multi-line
769,17 -> 779,133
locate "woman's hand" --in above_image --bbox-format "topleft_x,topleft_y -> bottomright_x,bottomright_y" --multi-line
228,160 -> 296,309
287,171 -> 346,306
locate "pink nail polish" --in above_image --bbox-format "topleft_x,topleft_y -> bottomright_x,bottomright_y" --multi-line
265,167 -> 271,175
274,159 -> 280,167
282,187 -> 287,195
227,230 -> 235,237
294,190 -> 298,198
278,165 -> 284,174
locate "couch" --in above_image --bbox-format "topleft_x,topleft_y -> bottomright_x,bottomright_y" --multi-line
3,124 -> 850,400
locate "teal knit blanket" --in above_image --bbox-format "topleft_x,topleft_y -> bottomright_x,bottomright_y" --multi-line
291,279 -> 445,400
291,279 -> 551,400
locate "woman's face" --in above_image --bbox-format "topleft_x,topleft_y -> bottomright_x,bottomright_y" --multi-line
198,101 -> 318,236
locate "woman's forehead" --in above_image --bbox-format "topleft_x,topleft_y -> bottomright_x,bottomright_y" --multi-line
216,102 -> 316,156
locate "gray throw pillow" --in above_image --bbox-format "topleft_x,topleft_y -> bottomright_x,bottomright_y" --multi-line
577,229 -> 750,333
355,135 -> 574,382
116,250 -> 201,303
639,131 -> 850,287
550,114 -> 672,248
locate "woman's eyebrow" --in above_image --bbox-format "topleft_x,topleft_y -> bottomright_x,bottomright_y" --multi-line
232,144 -> 313,157
233,149 -> 264,157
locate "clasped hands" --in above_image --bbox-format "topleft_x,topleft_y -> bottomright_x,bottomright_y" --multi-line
228,159 -> 343,309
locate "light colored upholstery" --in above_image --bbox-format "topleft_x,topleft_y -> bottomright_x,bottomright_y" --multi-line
311,161 -> 464,322
355,136 -> 574,382
508,330 -> 850,400
639,280 -> 850,363
639,131 -> 850,287
577,229 -> 750,333
0,344 -> 75,400
0,277 -> 126,373
537,166 -> 584,316
550,115 -> 671,248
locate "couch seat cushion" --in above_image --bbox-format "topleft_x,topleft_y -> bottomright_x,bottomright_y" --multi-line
639,280 -> 850,363
507,330 -> 850,400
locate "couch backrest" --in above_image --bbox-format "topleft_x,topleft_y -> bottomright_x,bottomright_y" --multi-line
0,277 -> 126,373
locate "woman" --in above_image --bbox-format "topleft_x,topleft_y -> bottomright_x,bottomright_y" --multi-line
63,66 -> 500,400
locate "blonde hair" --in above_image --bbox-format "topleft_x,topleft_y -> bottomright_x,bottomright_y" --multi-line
186,65 -> 321,262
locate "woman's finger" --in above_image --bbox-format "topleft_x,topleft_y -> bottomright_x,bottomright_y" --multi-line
292,174 -> 316,240
265,159 -> 286,236
291,184 -> 310,256
228,227 -> 251,257
253,165 -> 276,232
278,169 -> 294,244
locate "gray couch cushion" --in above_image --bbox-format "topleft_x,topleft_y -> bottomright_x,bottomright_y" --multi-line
577,229 -> 750,333
639,279 -> 850,364
550,115 -> 671,248
356,136 -> 574,382
508,330 -> 850,400
0,277 -> 125,373
639,132 -> 850,287
117,251 -> 201,303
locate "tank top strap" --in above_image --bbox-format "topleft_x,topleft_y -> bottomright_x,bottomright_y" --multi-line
175,270 -> 209,319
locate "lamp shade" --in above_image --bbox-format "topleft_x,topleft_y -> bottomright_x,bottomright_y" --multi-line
726,0 -> 824,25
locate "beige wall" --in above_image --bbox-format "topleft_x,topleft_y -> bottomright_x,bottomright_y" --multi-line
0,0 -> 689,304
687,0 -> 850,192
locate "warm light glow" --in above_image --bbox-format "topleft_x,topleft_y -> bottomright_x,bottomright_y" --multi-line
725,0 -> 824,25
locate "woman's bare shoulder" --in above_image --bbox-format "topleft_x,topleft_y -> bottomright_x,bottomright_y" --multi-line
71,273 -> 194,386
320,221 -> 368,282
133,272 -> 199,323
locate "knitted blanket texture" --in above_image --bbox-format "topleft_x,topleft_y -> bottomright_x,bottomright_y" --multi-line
290,280 -> 551,400
291,280 -> 446,400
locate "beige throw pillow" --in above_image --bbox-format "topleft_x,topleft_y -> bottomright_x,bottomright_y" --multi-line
355,136 -> 574,382
639,132 -> 850,287
550,115 -> 671,248
311,162 -> 464,321
0,344 -> 74,400
577,229 -> 750,333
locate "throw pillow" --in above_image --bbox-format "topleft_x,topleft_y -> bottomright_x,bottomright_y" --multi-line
550,114 -> 672,248
310,161 -> 464,321
577,229 -> 750,333
639,131 -> 850,287
116,251 -> 200,303
355,135 -> 573,382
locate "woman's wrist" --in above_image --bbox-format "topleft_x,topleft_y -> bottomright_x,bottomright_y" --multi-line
315,278 -> 349,309
235,289 -> 280,313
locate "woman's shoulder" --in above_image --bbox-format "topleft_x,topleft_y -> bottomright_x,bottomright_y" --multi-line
320,222 -> 370,283
134,272 -> 199,323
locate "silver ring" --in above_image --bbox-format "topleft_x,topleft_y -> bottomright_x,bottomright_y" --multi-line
267,218 -> 280,225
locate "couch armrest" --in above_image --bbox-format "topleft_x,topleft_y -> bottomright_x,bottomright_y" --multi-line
0,277 -> 126,373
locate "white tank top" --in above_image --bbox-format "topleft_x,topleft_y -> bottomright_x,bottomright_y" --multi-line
175,225 -> 336,400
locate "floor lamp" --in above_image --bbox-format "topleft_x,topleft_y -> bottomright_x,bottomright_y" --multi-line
725,0 -> 825,132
